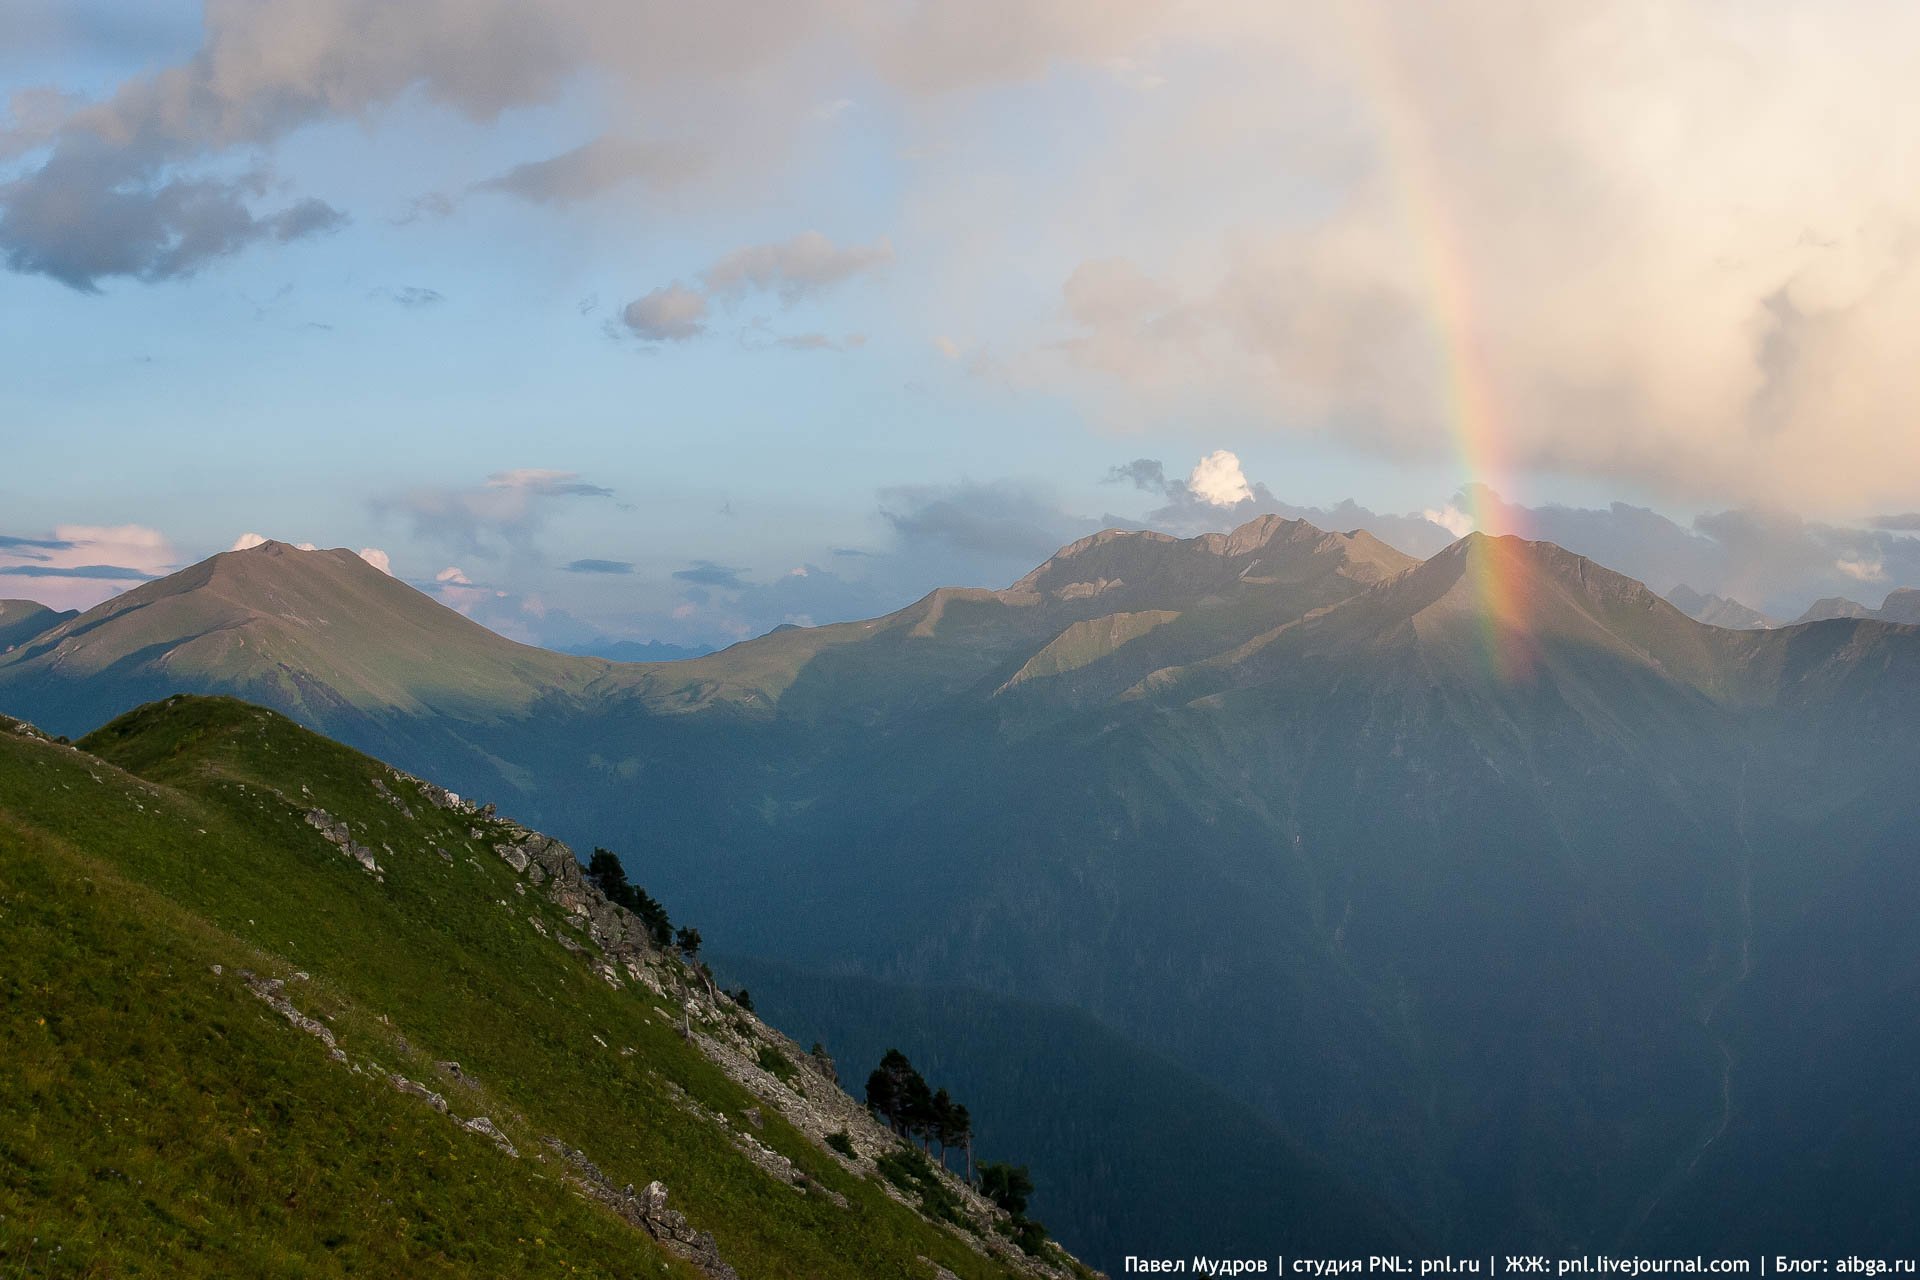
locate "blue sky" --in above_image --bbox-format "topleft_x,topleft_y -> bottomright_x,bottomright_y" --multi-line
6,2 -> 1919,643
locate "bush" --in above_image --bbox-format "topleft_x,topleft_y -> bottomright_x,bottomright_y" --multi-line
756,1044 -> 796,1083
825,1130 -> 856,1158
1010,1217 -> 1049,1257
876,1149 -> 963,1226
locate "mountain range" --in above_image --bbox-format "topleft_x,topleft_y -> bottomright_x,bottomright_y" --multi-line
5,517 -> 1920,1264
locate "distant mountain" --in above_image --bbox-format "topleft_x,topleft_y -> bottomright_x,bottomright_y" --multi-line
1793,587 -> 1920,625
562,638 -> 715,662
0,540 -> 616,785
1665,583 -> 1774,629
0,697 -> 1090,1278
0,598 -> 75,651
1794,595 -> 1875,623
7,518 -> 1920,1258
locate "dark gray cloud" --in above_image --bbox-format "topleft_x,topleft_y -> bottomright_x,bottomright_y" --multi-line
0,533 -> 75,554
564,558 -> 634,574
672,560 -> 749,589
0,140 -> 348,290
1105,458 -> 1170,493
0,563 -> 155,580
474,135 -> 697,206
878,480 -> 1081,561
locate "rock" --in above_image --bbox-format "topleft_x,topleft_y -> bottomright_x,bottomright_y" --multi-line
303,809 -> 382,877
243,974 -> 337,1051
542,1140 -> 740,1280
389,1074 -> 449,1114
460,1116 -> 518,1158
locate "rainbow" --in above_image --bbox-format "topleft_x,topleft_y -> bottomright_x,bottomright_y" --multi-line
1336,3 -> 1532,680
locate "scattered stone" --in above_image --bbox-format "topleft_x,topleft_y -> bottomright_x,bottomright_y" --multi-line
370,776 -> 416,819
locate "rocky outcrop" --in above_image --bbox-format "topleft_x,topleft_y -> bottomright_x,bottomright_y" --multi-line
303,808 -> 382,878
543,1139 -> 740,1280
243,972 -> 345,1063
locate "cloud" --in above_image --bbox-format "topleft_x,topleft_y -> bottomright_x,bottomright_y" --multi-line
1186,450 -> 1253,507
230,532 -> 267,551
0,522 -> 176,609
378,469 -> 613,556
487,469 -> 614,498
0,563 -> 157,580
1836,555 -> 1886,583
617,232 -> 890,346
474,134 -> 697,206
435,565 -> 471,585
672,561 -> 748,589
564,558 -> 635,574
1423,505 -> 1475,539
0,533 -> 77,554
0,142 -> 348,290
1104,458 -> 1169,493
372,285 -> 445,308
357,547 -> 393,575
701,231 -> 892,304
879,480 -> 1085,562
620,284 -> 708,342
1016,2 -> 1920,509
1868,514 -> 1920,532
774,331 -> 865,352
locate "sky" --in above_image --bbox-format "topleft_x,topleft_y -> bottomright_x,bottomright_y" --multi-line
4,0 -> 1920,645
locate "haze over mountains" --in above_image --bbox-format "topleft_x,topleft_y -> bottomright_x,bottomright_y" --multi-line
5,517 -> 1920,1263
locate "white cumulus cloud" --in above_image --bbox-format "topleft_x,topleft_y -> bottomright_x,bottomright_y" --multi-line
1422,505 -> 1476,539
1187,451 -> 1254,507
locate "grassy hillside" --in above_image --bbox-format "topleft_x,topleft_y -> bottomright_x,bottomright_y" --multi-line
0,697 -> 1092,1279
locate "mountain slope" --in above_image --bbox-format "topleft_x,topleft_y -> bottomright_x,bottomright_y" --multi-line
0,599 -> 73,652
0,697 -> 1093,1279
0,540 -> 606,740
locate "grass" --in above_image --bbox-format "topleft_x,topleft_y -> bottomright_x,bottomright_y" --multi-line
0,697 -> 1042,1279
